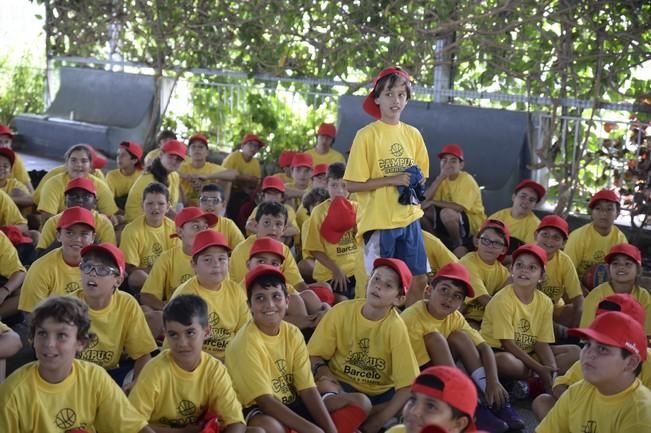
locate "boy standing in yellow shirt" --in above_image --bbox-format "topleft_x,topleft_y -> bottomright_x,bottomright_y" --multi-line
130,294 -> 245,433
344,66 -> 430,306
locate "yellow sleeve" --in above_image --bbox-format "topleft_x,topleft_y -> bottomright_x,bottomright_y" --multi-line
535,387 -> 571,433
480,291 -> 515,346
453,312 -> 485,346
225,328 -> 275,406
93,366 -> 149,433
554,360 -> 582,387
119,222 -> 144,267
0,233 -> 26,277
141,251 -> 171,301
124,174 -> 148,223
18,259 -> 54,312
560,252 -> 582,300
306,307 -> 338,360
580,286 -> 603,327
536,296 -> 556,343
0,190 -> 27,225
563,230 -> 581,269
221,152 -> 238,170
95,213 -> 117,245
423,231 -> 457,273
93,176 -> 119,216
144,149 -> 160,164
388,317 -> 420,389
228,238 -> 250,283
123,297 -> 157,359
208,361 -> 245,426
343,130 -> 371,183
290,326 -> 317,392
282,245 -> 304,287
412,129 -> 430,177
461,256 -> 489,299
401,303 -> 431,367
36,215 -> 57,249
11,155 -> 31,186
220,218 -> 245,249
127,357 -> 162,420
35,176 -> 64,214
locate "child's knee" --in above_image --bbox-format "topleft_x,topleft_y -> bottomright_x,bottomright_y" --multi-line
249,414 -> 285,433
347,392 -> 373,415
532,393 -> 556,421
439,207 -> 460,223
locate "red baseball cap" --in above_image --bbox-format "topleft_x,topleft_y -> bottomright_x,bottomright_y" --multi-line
188,134 -> 208,146
81,243 -> 126,276
0,124 -> 14,137
363,66 -> 411,119
536,215 -> 569,239
174,207 -> 218,230
262,176 -> 286,193
515,179 -> 546,202
249,236 -> 285,261
278,150 -> 297,168
597,293 -> 646,328
120,141 -> 144,160
437,144 -> 464,161
432,263 -> 475,298
373,257 -> 412,293
245,264 -> 285,291
605,243 -> 641,266
479,219 -> 511,248
191,229 -> 231,256
89,147 -> 108,170
588,189 -> 620,209
569,311 -> 647,361
57,207 -> 96,230
312,163 -> 329,177
241,133 -> 266,148
0,225 -> 32,245
512,244 -> 548,268
161,139 -> 187,160
317,123 -> 337,138
0,147 -> 15,165
411,366 -> 478,431
320,196 -> 356,244
291,152 -> 313,169
65,177 -> 97,195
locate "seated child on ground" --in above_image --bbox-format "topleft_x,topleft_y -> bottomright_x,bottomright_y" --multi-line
0,124 -> 33,190
245,176 -> 299,239
106,141 -> 144,210
0,147 -> 32,209
284,152 -> 314,210
199,183 -> 244,248
306,123 -> 345,166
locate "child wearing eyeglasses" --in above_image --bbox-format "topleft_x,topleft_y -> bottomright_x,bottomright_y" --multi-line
199,183 -> 244,248
72,243 -> 156,389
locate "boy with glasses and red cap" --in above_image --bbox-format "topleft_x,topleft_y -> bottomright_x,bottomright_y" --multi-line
422,143 -> 486,258
106,141 -> 144,209
344,66 -> 430,306
306,122 -> 345,166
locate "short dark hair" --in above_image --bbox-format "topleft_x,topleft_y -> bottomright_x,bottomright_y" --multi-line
620,348 -> 643,377
327,162 -> 346,180
255,201 -> 288,224
246,274 -> 288,303
157,130 -> 177,144
372,70 -> 412,101
30,297 -> 93,344
201,183 -> 223,195
142,181 -> 170,201
163,294 -> 209,328
302,188 -> 329,213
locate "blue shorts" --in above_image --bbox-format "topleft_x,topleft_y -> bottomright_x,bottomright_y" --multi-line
363,220 -> 429,276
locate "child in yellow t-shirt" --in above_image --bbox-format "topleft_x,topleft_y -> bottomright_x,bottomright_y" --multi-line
534,215 -> 584,332
106,141 -> 144,209
311,163 -> 329,190
0,147 -> 32,209
130,294 -> 245,432
306,122 -> 346,166
297,187 -> 331,284
423,143 -> 486,258
168,229 -> 250,360
401,262 -> 521,431
144,129 -> 177,167
0,231 -> 27,322
227,265 -> 365,433
304,162 -> 360,301
120,182 -> 177,293
489,179 -> 545,252
461,219 -> 511,327
0,124 -> 33,190
223,133 -> 264,228
199,183 -> 244,248
72,243 -> 156,388
0,319 -> 22,381
536,311 -> 651,432
564,189 -> 628,291
0,296 -> 153,433
308,258 -> 420,433
19,207 -> 96,313
284,152 -> 314,210
532,293 -> 650,421
480,244 -> 580,395
580,243 -> 651,335
245,175 -> 299,239
274,149 -> 297,184
179,134 -> 238,207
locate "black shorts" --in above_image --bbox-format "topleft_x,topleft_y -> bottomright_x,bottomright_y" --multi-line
328,276 -> 356,300
429,206 -> 472,248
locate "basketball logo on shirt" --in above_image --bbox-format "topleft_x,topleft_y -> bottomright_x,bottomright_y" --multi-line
208,312 -> 220,328
55,408 -> 76,429
65,282 -> 80,293
86,334 -> 99,349
581,420 -> 597,433
592,250 -> 604,261
390,143 -> 404,157
518,319 -> 531,333
152,242 -> 163,255
177,400 -> 196,417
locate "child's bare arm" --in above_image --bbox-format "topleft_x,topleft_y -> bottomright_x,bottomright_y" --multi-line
361,387 -> 411,433
346,173 -> 410,193
0,329 -> 22,358
477,342 -> 508,408
501,340 -> 548,374
310,251 -> 347,291
300,387 -> 337,433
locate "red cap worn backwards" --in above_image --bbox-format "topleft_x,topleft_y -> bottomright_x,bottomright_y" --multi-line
188,134 -> 208,146
241,133 -> 266,148
191,229 -> 231,256
278,150 -> 297,168
0,147 -> 15,166
312,163 -> 329,177
119,141 -> 144,167
363,66 -> 411,119
262,176 -> 286,193
291,152 -> 313,169
373,257 -> 412,293
0,124 -> 14,137
57,207 -> 96,230
536,215 -> 569,239
174,207 -> 218,230
245,264 -> 285,291
437,144 -> 464,161
569,311 -> 647,361
161,139 -> 187,160
433,263 -> 475,298
81,243 -> 126,276
317,122 -> 337,138
596,293 -> 646,328
249,236 -> 285,261
320,196 -> 356,244
588,189 -> 620,209
65,177 -> 96,195
605,243 -> 641,266
515,179 -> 546,202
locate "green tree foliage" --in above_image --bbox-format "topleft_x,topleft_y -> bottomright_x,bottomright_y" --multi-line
0,56 -> 44,125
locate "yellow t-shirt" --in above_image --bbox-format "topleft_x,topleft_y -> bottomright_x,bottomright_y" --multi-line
460,252 -> 510,322
535,379 -> 651,433
538,250 -> 583,304
169,277 -> 250,359
246,203 -> 298,234
307,299 -> 419,395
229,236 -> 303,287
226,320 -> 315,407
33,166 -> 106,204
0,360 -> 148,433
0,188 -> 27,226
178,161 -> 227,206
37,209 -> 116,249
0,231 -> 26,278
141,245 -> 194,302
18,248 -> 81,313
401,301 -> 484,367
73,289 -> 157,369
303,199 -> 360,281
105,168 -> 142,199
222,151 -> 261,192
119,215 -> 178,268
0,177 -> 29,195
580,282 -> 651,335
305,148 -> 346,166
564,222 -> 628,278
36,173 -> 117,216
144,148 -> 161,165
386,425 -> 406,433
422,230 -> 458,274
129,350 -> 244,427
211,216 -> 245,250
488,208 -> 540,244
125,172 -> 181,223
480,285 -> 555,353
11,153 -> 31,187
432,171 -> 486,235
343,120 -> 429,234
